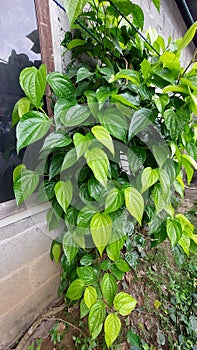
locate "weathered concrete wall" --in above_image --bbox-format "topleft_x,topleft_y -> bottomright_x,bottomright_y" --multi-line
135,0 -> 195,64
0,196 -> 60,349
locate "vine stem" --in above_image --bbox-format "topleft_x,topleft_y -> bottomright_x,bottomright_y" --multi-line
178,48 -> 197,81
43,317 -> 87,337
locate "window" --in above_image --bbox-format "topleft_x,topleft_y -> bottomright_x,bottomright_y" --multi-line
0,0 -> 54,204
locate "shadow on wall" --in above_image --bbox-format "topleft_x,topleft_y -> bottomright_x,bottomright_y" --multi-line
0,31 -> 41,203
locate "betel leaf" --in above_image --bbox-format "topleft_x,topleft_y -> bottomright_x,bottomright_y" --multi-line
151,0 -> 160,12
88,178 -> 104,201
110,0 -> 133,16
130,3 -> 144,29
63,0 -> 87,27
127,146 -> 146,175
124,187 -> 144,224
104,314 -> 121,348
88,300 -> 106,339
101,273 -> 118,306
61,148 -> 78,171
66,279 -> 85,300
49,153 -> 65,180
128,108 -> 154,140
96,86 -> 113,109
67,39 -> 86,50
85,147 -> 109,188
110,69 -> 141,86
98,107 -> 127,142
62,231 -> 78,264
80,254 -> 93,266
41,131 -> 72,152
106,234 -> 125,261
61,104 -> 90,127
55,180 -> 73,213
73,133 -> 90,159
16,111 -> 52,153
178,21 -> 197,51
178,234 -> 190,256
84,286 -> 97,308
54,97 -> 77,128
80,298 -> 90,318
166,219 -> 182,247
17,97 -> 30,118
47,71 -> 75,99
19,64 -> 46,108
114,258 -> 130,272
13,167 -> 39,205
90,212 -> 112,256
77,266 -> 97,285
114,292 -> 137,316
163,109 -> 181,141
77,206 -> 96,228
52,243 -> 61,263
141,167 -> 159,193
92,125 -> 114,155
85,91 -> 99,118
77,67 -> 93,83
105,188 -> 124,214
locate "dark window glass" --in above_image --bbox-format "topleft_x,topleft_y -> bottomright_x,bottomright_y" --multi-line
0,1 -> 41,203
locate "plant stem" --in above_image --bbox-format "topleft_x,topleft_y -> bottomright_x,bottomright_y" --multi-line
178,48 -> 197,80
44,317 -> 87,337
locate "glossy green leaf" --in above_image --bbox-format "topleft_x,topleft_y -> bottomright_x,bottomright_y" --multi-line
13,167 -> 39,205
163,109 -> 180,141
124,187 -> 144,225
111,0 -> 133,16
114,292 -> 137,316
104,314 -> 121,348
141,167 -> 159,193
85,91 -> 99,118
61,148 -> 78,171
178,21 -> 197,51
110,69 -> 141,86
77,266 -> 97,285
88,178 -> 104,201
151,0 -> 160,12
98,107 -> 127,142
167,219 -> 182,247
16,111 -> 52,153
101,273 -> 118,306
41,131 -> 72,152
96,86 -> 112,109
88,300 -> 106,339
115,258 -> 130,272
77,206 -> 96,228
55,180 -> 73,213
67,39 -> 86,50
92,125 -> 114,155
76,67 -> 93,82
112,93 -> 139,109
106,235 -> 125,261
66,279 -> 85,300
127,147 -> 146,175
159,168 -> 171,201
73,133 -> 89,159
128,108 -> 153,140
80,254 -> 93,266
49,153 -> 65,180
152,94 -> 169,113
105,188 -> 124,214
80,298 -> 90,318
52,243 -> 61,263
47,71 -> 75,99
84,286 -> 97,308
163,84 -> 189,94
54,97 -> 77,128
62,231 -> 78,264
20,64 -> 46,108
90,212 -> 112,255
61,104 -> 90,127
178,234 -> 190,256
17,97 -> 30,118
64,0 -> 87,27
85,147 -> 109,188
130,3 -> 144,29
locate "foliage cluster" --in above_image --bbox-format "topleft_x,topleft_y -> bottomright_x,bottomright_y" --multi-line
13,0 -> 197,347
